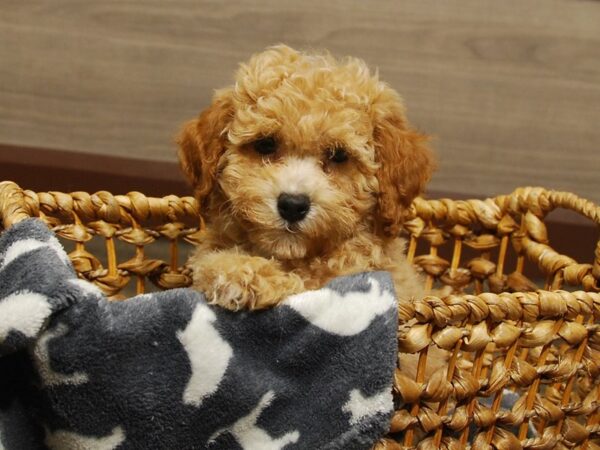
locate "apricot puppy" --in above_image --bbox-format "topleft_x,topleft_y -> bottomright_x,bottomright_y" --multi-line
178,45 -> 435,312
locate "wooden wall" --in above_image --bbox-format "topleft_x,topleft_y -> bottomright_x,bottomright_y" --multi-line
1,0 -> 599,204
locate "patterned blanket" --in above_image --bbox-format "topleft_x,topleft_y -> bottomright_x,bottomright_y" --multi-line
0,219 -> 398,450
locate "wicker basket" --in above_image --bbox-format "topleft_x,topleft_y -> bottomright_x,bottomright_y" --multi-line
1,180 -> 600,449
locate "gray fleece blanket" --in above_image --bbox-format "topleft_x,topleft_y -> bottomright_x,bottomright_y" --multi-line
0,219 -> 398,450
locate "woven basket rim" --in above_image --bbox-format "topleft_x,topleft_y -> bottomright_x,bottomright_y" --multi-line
1,180 -> 599,290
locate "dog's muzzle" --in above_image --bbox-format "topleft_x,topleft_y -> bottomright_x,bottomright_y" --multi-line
277,193 -> 310,223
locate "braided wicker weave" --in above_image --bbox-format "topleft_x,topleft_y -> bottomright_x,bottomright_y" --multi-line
1,180 -> 599,449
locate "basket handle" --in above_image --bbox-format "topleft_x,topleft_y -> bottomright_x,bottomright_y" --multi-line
0,181 -> 32,229
497,187 -> 600,286
410,187 -> 599,289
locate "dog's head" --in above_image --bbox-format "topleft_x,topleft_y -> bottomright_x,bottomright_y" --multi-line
178,45 -> 434,259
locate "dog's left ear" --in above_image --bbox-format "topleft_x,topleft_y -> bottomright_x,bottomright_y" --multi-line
177,89 -> 233,209
373,106 -> 436,237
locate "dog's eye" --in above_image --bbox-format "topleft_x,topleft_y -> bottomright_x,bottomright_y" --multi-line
329,147 -> 349,163
252,136 -> 278,155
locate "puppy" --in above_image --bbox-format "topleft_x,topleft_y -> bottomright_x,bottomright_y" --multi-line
177,45 -> 435,313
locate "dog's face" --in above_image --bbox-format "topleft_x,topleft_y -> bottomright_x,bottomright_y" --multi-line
178,45 -> 434,260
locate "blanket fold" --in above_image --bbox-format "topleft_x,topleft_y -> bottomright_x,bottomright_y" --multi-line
0,219 -> 398,450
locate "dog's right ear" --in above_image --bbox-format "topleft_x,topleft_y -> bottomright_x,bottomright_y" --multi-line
177,90 -> 233,205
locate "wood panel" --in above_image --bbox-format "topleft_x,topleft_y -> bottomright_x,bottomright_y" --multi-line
0,0 -> 599,202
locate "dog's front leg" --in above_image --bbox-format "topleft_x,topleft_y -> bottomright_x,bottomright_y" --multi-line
188,248 -> 305,311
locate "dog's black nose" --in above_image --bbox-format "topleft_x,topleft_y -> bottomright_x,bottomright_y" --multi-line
277,193 -> 310,223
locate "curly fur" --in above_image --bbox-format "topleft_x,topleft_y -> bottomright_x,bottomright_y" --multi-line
177,45 -> 435,312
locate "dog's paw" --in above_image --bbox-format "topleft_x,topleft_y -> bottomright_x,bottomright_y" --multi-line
192,255 -> 305,311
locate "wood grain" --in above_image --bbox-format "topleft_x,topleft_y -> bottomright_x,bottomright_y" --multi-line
0,0 -> 599,202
